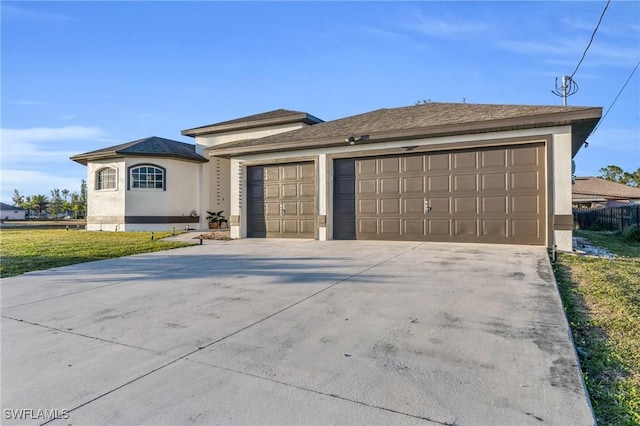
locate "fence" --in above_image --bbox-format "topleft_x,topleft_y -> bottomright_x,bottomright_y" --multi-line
573,205 -> 640,231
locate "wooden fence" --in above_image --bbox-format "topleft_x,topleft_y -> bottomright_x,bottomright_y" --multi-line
573,205 -> 640,231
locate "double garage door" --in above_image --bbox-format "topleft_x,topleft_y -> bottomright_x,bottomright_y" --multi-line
247,143 -> 546,245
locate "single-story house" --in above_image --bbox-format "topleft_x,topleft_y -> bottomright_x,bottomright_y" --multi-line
71,102 -> 602,251
573,176 -> 640,208
0,202 -> 26,220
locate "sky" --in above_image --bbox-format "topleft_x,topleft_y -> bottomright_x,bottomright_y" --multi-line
1,1 -> 639,204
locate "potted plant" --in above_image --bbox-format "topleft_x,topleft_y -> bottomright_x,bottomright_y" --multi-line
206,210 -> 226,229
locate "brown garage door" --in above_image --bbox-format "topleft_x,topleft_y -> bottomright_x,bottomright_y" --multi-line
247,162 -> 316,238
334,143 -> 546,244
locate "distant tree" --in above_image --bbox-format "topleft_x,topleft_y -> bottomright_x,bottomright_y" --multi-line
599,165 -> 639,187
599,165 -> 625,183
12,189 -> 24,207
79,179 -> 87,217
31,194 -> 49,219
48,188 -> 65,218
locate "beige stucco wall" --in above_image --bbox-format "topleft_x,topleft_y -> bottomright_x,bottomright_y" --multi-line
196,122 -> 309,148
86,157 -> 204,231
552,129 -> 574,251
227,125 -> 576,247
86,159 -> 126,231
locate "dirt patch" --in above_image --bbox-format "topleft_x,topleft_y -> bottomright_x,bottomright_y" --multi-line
194,231 -> 232,241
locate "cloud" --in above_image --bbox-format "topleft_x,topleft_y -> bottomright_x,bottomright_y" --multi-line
1,4 -> 74,24
0,126 -> 112,166
399,9 -> 489,40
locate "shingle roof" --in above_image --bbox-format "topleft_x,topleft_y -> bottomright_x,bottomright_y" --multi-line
208,103 -> 601,156
70,136 -> 208,165
182,109 -> 324,136
573,176 -> 640,201
0,202 -> 24,211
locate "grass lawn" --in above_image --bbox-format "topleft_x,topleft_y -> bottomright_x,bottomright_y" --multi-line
553,231 -> 640,425
0,229 -> 195,278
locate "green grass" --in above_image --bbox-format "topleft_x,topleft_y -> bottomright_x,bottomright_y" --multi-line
0,229 -> 195,278
553,232 -> 640,425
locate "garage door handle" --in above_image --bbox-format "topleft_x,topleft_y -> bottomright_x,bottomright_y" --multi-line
424,200 -> 432,213
280,203 -> 286,214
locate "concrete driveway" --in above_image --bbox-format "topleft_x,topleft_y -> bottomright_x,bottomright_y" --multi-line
1,239 -> 593,425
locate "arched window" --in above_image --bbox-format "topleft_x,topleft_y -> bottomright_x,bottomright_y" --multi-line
128,164 -> 166,190
96,167 -> 117,190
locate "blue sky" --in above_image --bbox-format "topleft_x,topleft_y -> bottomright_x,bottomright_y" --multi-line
1,1 -> 638,204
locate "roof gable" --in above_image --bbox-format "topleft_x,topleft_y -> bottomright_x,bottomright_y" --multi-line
70,136 -> 208,165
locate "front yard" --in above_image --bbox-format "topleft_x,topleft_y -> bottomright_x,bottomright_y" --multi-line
0,229 -> 194,278
553,230 -> 640,425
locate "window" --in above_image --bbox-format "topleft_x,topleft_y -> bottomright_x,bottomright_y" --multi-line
96,168 -> 117,190
129,165 -> 165,190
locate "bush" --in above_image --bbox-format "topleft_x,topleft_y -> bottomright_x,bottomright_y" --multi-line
622,226 -> 640,243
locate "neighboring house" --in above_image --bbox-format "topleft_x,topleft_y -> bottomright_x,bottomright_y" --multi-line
0,202 -> 26,220
573,176 -> 640,208
71,103 -> 602,251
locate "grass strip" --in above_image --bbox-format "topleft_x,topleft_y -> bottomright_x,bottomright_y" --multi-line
0,230 -> 194,278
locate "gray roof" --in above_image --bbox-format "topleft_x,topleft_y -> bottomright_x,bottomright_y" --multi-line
182,109 -> 324,136
70,136 -> 208,165
0,202 -> 24,211
573,176 -> 640,201
208,103 -> 602,157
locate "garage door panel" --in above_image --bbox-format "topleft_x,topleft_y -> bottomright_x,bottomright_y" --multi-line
455,197 -> 479,214
511,146 -> 540,166
359,159 -> 377,175
380,158 -> 400,174
264,184 -> 279,199
511,195 -> 540,214
428,197 -> 451,214
381,178 -> 400,194
482,220 -> 507,237
281,165 -> 299,180
299,163 -> 315,179
265,202 -> 280,216
334,143 -> 545,244
404,177 -> 425,193
454,152 -> 477,170
380,199 -> 400,214
455,220 -> 478,236
282,202 -> 298,215
428,176 -> 450,192
266,220 -> 281,233
404,219 -> 425,235
482,196 -> 507,214
300,183 -> 316,197
428,153 -> 450,171
359,179 -> 377,194
265,167 -> 279,181
358,199 -> 377,214
404,156 -> 425,172
281,184 -> 298,198
481,150 -> 507,168
511,171 -> 540,190
454,175 -> 478,192
380,219 -> 401,235
429,220 -> 451,235
404,198 -> 425,214
482,173 -> 507,191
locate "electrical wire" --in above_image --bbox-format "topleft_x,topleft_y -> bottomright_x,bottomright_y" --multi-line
571,0 -> 611,79
591,59 -> 640,135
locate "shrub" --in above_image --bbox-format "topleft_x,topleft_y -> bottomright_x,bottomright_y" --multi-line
622,226 -> 640,243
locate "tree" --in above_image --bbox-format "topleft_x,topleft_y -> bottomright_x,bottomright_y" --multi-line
48,189 -> 64,218
12,189 -> 24,207
31,194 -> 49,219
599,165 -> 640,187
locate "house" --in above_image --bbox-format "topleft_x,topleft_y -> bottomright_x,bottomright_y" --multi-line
71,103 -> 602,251
0,202 -> 26,220
573,176 -> 640,208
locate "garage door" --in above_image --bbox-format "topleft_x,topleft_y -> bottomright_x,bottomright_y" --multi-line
334,143 -> 546,244
247,162 -> 316,238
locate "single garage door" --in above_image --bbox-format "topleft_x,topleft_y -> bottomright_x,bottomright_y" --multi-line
334,143 -> 546,244
247,162 -> 316,238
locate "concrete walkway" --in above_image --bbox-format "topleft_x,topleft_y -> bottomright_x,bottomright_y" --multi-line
1,240 -> 593,425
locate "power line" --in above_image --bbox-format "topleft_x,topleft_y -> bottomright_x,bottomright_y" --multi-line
571,0 -> 611,79
592,59 -> 640,136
